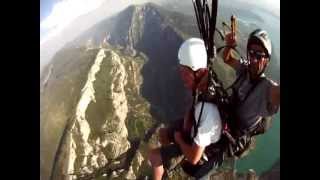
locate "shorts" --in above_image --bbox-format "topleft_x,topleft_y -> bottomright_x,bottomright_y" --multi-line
160,143 -> 222,178
159,120 -> 223,178
159,118 -> 185,171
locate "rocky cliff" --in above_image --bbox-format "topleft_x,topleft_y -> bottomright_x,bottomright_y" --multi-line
41,46 -> 158,180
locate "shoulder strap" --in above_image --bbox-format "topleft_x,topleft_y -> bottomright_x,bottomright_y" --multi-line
240,76 -> 266,105
193,101 -> 205,139
239,79 -> 260,104
226,67 -> 246,91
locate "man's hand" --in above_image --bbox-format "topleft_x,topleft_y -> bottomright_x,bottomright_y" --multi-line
223,32 -> 239,69
269,84 -> 280,113
159,128 -> 172,145
174,131 -> 204,165
225,32 -> 237,47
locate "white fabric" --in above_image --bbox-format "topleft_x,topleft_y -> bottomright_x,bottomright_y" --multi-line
178,38 -> 207,71
192,102 -> 222,147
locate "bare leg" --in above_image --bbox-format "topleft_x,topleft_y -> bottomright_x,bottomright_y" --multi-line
148,148 -> 165,180
159,128 -> 172,145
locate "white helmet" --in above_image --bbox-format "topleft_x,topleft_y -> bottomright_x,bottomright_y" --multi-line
178,38 -> 207,71
247,29 -> 272,58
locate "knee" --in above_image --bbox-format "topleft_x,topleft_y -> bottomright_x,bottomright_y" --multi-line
148,148 -> 162,167
159,128 -> 171,145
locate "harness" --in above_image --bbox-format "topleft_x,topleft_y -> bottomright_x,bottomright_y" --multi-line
192,67 -> 267,160
181,0 -> 273,178
222,71 -> 268,158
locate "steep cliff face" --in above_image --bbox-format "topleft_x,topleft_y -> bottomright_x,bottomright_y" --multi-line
41,46 -> 156,180
68,49 -> 131,177
64,3 -> 196,124
40,47 -> 100,180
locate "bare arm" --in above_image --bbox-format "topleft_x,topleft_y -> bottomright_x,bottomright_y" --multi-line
269,83 -> 280,112
223,47 -> 240,69
174,131 -> 204,165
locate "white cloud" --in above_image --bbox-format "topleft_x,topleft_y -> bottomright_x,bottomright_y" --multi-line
236,0 -> 280,17
40,0 -> 105,45
41,0 -> 105,29
40,0 -> 163,45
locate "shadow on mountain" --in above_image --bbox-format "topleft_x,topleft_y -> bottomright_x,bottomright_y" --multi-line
64,3 -> 198,125
137,6 -> 191,124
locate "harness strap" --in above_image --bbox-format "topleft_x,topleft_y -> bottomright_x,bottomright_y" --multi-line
226,68 -> 246,91
193,101 -> 205,138
241,77 -> 263,105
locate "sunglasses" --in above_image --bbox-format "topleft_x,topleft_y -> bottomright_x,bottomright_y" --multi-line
248,49 -> 268,60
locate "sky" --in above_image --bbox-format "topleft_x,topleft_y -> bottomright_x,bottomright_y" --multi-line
40,0 -> 162,45
237,0 -> 280,17
40,0 -> 105,45
40,0 -> 280,45
40,0 -> 55,22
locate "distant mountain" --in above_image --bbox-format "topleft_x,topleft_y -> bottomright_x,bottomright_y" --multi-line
66,3 -> 198,48
40,0 -> 155,74
41,0 -> 280,81
65,2 -> 202,121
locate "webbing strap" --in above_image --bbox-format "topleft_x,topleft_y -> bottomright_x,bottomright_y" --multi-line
193,101 -> 205,138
